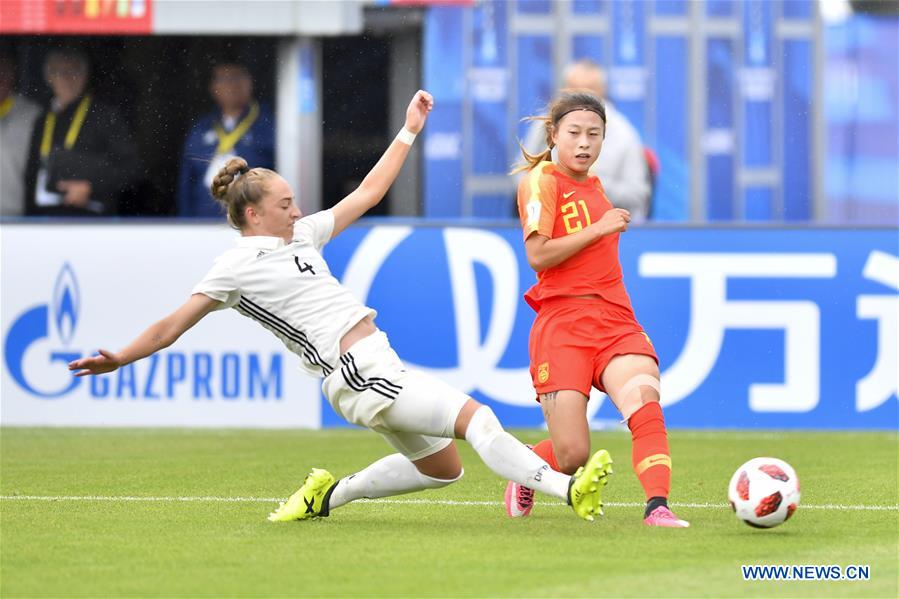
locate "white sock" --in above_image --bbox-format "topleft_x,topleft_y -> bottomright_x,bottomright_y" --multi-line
327,453 -> 461,511
464,406 -> 570,501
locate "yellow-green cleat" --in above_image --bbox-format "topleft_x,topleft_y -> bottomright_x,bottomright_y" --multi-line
267,468 -> 336,522
567,449 -> 614,522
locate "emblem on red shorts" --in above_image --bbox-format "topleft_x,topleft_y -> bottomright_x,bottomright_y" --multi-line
537,362 -> 550,384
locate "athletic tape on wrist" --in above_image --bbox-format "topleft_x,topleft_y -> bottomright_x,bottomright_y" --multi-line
396,127 -> 416,145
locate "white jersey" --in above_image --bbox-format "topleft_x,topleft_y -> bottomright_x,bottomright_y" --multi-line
192,210 -> 375,378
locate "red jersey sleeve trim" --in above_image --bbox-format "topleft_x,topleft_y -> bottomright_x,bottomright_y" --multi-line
521,161 -> 557,239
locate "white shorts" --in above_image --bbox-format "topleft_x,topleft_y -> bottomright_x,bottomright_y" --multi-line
321,330 -> 470,461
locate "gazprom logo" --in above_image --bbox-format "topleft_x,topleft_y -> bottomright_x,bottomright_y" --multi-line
4,263 -> 282,402
54,263 -> 79,346
5,263 -> 82,398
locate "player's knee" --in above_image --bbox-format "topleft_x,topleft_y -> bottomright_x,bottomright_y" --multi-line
420,468 -> 464,489
642,390 -> 660,404
554,443 -> 590,475
463,405 -> 504,447
616,374 -> 661,421
634,386 -> 660,406
454,398 -> 485,439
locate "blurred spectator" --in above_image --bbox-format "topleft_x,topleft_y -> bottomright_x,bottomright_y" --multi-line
0,49 -> 41,216
177,61 -> 274,217
24,47 -> 139,216
524,59 -> 652,221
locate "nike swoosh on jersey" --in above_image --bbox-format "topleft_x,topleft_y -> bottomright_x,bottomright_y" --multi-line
562,191 -> 576,199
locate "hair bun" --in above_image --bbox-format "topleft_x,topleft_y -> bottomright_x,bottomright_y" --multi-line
210,157 -> 250,201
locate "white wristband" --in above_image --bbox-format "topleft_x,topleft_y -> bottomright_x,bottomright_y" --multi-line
396,127 -> 417,146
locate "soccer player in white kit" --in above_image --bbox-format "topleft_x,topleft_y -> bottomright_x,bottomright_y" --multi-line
68,91 -> 612,523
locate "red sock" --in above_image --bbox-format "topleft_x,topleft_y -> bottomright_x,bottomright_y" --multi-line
628,402 -> 671,500
531,438 -> 560,471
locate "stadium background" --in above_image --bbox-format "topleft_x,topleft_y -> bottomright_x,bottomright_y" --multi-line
1,0 -> 897,432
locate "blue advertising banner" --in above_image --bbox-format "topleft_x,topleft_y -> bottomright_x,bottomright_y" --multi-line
1,225 -> 321,428
322,225 -> 898,430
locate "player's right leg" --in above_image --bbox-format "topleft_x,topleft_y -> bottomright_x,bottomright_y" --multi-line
506,298 -> 611,518
505,389 -> 607,518
452,398 -> 611,521
538,389 -> 592,474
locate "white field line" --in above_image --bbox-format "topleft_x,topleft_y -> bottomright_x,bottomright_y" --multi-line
0,495 -> 896,511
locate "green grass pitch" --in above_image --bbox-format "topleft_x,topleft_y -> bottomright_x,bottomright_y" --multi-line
2,428 -> 897,597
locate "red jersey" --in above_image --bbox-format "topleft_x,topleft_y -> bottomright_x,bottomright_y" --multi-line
517,161 -> 635,313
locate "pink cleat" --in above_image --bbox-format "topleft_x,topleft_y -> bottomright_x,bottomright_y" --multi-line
504,481 -> 535,518
644,506 -> 690,528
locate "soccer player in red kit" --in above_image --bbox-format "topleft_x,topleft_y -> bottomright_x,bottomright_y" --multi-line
506,91 -> 689,527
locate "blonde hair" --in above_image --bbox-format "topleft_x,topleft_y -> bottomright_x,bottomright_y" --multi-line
209,157 -> 277,230
511,91 -> 607,174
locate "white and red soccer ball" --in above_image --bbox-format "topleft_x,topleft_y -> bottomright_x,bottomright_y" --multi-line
728,457 -> 801,528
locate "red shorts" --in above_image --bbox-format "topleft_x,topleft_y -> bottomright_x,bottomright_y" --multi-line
528,297 -> 658,399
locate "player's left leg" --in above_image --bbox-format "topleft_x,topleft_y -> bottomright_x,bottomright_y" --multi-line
268,331 -> 468,522
601,353 -> 689,528
330,443 -> 464,511
321,423 -> 468,514
267,440 -> 464,522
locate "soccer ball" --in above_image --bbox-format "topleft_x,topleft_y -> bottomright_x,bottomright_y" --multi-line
728,457 -> 800,528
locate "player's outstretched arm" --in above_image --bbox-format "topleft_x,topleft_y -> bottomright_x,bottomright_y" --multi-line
330,90 -> 434,238
67,293 -> 221,377
525,208 -> 631,271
